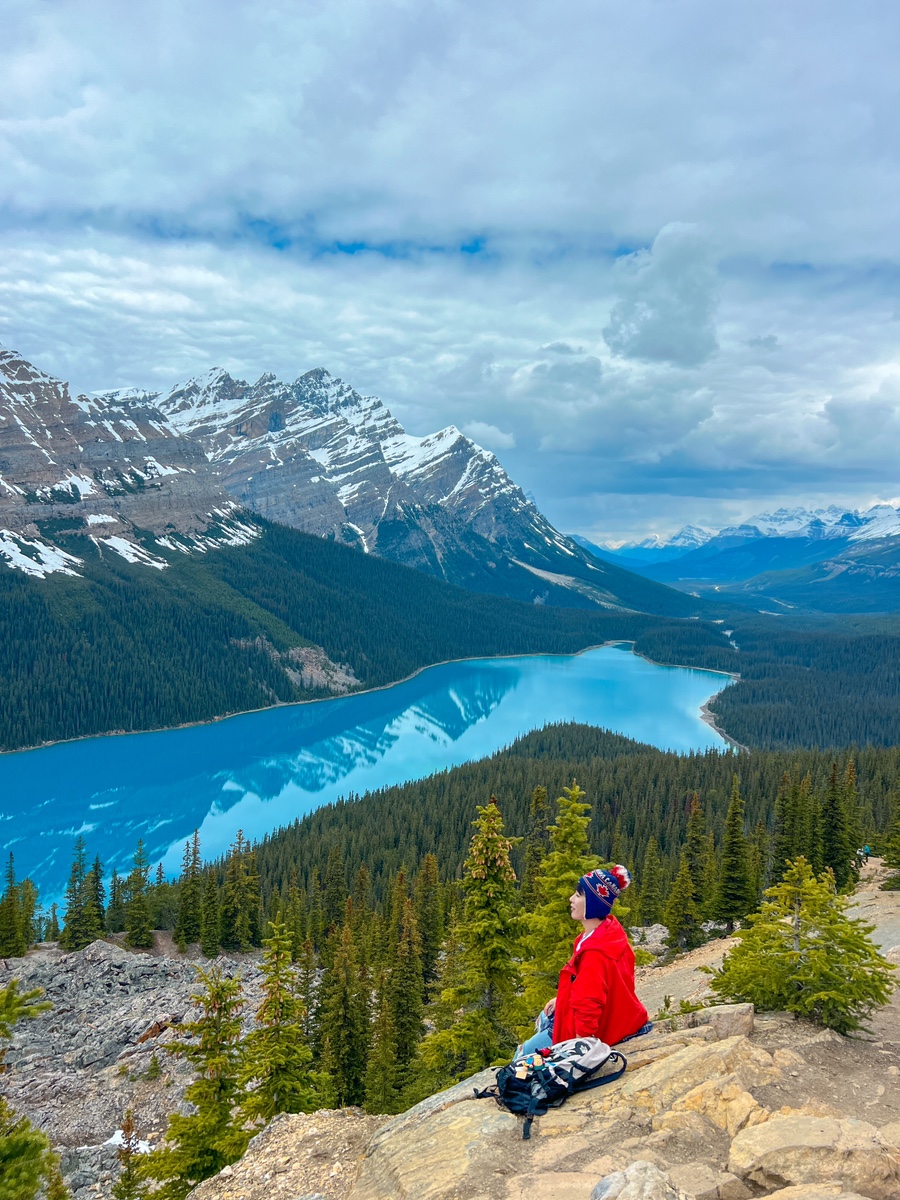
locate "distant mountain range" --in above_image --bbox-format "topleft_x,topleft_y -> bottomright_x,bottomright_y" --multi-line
0,348 -> 700,617
578,505 -> 900,613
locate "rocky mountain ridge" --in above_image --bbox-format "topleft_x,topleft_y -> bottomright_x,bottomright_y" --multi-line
0,349 -> 259,577
1,348 -> 688,613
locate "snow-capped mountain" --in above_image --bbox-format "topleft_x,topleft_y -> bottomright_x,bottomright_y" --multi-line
2,351 -> 701,614
146,365 -> 608,595
593,505 -> 900,565
717,505 -> 900,542
0,349 -> 256,577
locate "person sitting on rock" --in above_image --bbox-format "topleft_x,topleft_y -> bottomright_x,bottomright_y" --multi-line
519,865 -> 651,1056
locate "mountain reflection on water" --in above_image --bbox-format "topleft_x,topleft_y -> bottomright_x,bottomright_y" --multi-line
3,646 -> 732,900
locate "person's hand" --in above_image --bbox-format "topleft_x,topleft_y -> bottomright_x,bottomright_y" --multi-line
542,996 -> 557,1017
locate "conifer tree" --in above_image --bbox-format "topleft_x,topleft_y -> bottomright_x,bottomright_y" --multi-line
200,873 -> 220,958
520,786 -> 550,911
804,778 -> 824,874
701,830 -> 718,917
60,837 -> 101,951
125,841 -> 154,950
285,882 -> 306,961
664,853 -> 704,951
750,819 -> 770,901
307,869 -> 326,951
364,971 -> 398,1115
609,815 -> 627,866
388,899 -> 424,1085
139,967 -> 249,1199
413,854 -> 442,986
106,872 -> 125,934
419,799 -> 521,1081
296,938 -> 318,1040
0,855 -> 26,958
821,762 -> 854,891
317,922 -> 369,1107
843,758 -> 862,874
174,833 -> 203,951
711,858 -> 896,1033
112,1109 -> 146,1200
638,837 -> 664,926
883,793 -> 900,886
523,781 -> 600,1004
20,880 -> 38,949
770,771 -> 796,884
239,915 -> 318,1123
85,856 -> 106,936
712,777 -> 755,933
48,903 -> 60,942
219,833 -> 262,952
322,846 -> 346,932
386,869 -> 408,960
683,794 -> 708,910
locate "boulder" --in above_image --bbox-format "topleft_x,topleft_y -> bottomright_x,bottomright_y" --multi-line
651,1005 -> 754,1040
590,1160 -> 681,1200
665,1162 -> 720,1200
878,1120 -> 900,1148
593,1035 -> 779,1118
347,1100 -> 519,1199
728,1116 -> 900,1200
670,1073 -> 770,1136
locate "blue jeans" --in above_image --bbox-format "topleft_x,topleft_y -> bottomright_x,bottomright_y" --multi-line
518,1009 -> 554,1056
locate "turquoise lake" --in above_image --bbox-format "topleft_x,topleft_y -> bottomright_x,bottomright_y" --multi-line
1,644 -> 733,900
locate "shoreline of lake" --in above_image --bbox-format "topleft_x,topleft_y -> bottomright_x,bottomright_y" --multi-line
0,639 -> 739,758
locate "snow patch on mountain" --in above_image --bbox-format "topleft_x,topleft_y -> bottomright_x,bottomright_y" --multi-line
0,530 -> 82,577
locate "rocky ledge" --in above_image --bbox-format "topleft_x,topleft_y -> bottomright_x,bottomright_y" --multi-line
192,1004 -> 900,1200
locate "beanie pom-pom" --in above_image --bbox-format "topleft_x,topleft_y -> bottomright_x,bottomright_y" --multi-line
610,864 -> 631,891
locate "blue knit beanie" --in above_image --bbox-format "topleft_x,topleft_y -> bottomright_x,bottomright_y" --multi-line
578,865 -> 632,920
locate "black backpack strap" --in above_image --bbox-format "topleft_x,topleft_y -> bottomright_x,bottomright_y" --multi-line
576,1050 -> 628,1092
473,1085 -> 499,1100
522,1094 -> 546,1140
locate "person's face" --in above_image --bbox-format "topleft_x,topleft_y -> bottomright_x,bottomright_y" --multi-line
569,888 -> 586,921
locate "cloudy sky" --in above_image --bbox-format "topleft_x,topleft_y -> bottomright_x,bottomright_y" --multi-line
2,0 -> 899,540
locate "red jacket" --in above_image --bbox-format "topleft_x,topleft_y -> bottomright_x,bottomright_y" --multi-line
552,915 -> 648,1047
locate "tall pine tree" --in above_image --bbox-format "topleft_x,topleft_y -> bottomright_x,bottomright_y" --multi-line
139,967 -> 249,1199
60,836 -> 102,951
638,837 -> 664,926
520,785 -> 551,911
174,832 -> 203,951
239,915 -> 319,1123
820,761 -> 855,891
413,854 -> 442,987
317,921 -> 369,1107
419,799 -> 521,1082
125,841 -> 154,950
712,777 -> 755,933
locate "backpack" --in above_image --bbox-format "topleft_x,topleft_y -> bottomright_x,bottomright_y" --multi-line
474,1038 -> 627,1139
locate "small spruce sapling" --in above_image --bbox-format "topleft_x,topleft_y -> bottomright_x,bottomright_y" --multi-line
709,857 -> 896,1033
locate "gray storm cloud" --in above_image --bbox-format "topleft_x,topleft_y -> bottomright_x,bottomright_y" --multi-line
603,225 -> 719,367
1,0 -> 898,539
